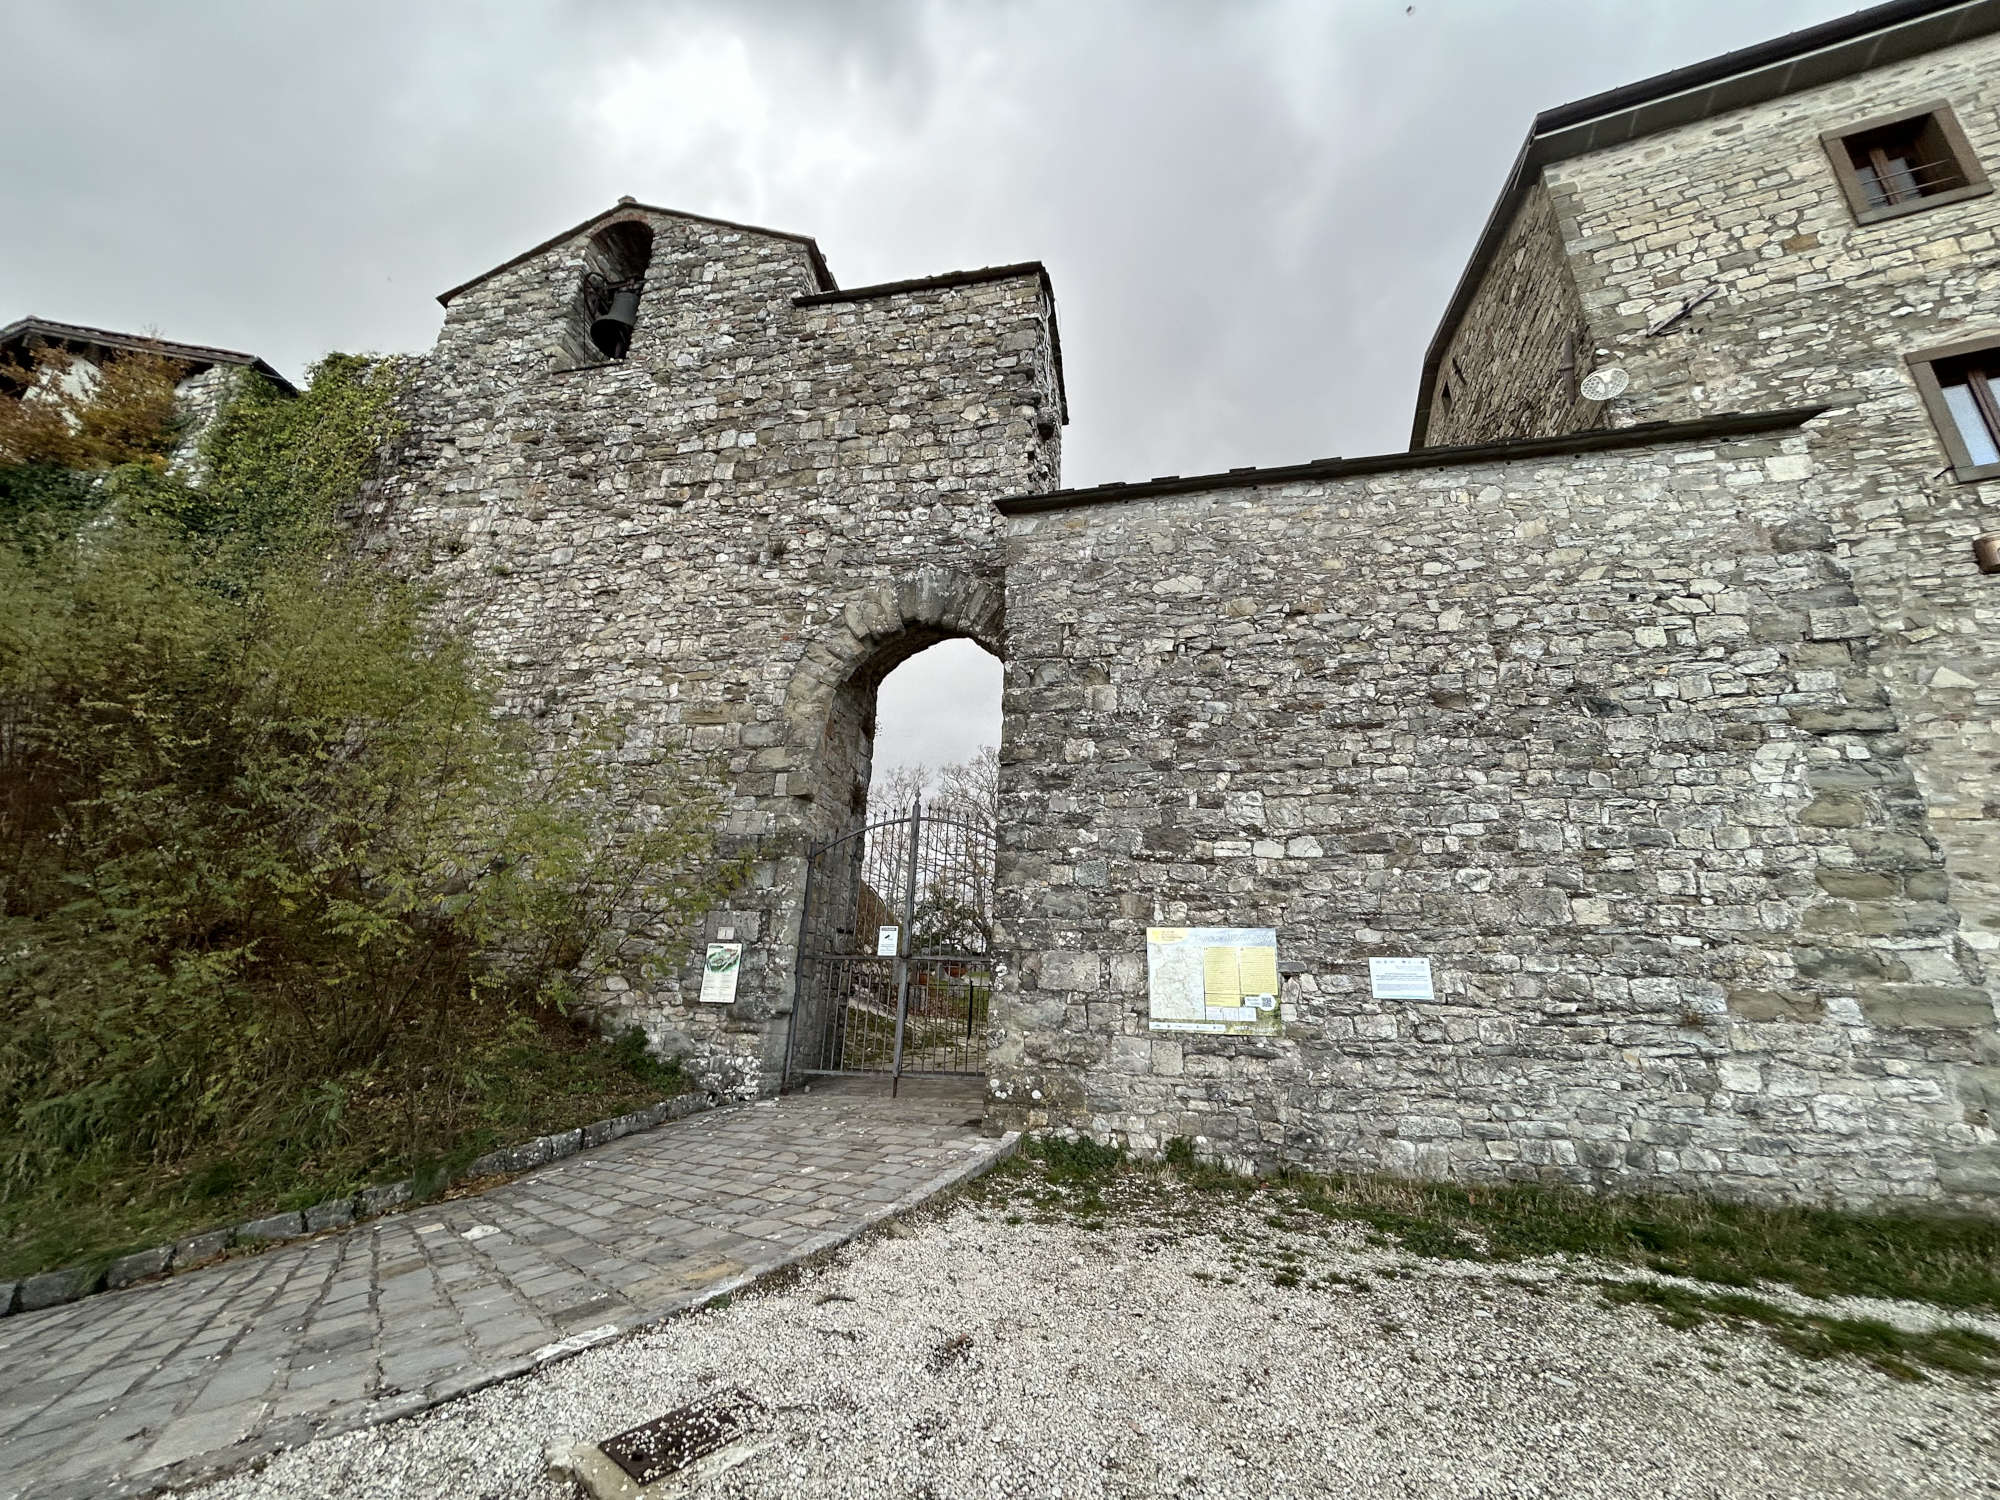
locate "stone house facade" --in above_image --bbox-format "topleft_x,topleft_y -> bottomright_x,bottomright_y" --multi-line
0,316 -> 295,472
987,0 -> 2000,1208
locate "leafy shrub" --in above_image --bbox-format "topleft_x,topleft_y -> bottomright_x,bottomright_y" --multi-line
0,349 -> 732,1201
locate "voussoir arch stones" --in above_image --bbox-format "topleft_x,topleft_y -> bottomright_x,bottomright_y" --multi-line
780,568 -> 1005,750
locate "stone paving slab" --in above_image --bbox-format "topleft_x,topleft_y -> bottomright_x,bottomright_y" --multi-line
0,1077 -> 1009,1500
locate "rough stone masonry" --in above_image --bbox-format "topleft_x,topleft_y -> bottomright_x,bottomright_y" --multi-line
360,202 -> 1062,1097
990,413 -> 1992,1206
327,5 -> 2000,1209
983,4 -> 2000,1208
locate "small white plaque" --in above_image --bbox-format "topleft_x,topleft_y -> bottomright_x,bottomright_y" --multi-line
698,943 -> 742,1004
876,925 -> 901,957
1368,956 -> 1434,1000
717,926 -> 735,941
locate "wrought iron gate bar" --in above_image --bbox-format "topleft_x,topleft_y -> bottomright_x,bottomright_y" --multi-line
783,799 -> 996,1086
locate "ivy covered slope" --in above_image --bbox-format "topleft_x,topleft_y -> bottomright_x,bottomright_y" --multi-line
0,349 -> 730,1279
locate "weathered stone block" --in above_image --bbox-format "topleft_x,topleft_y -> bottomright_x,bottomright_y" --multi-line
1039,950 -> 1101,992
1109,954 -> 1147,994
358,1180 -> 413,1217
1799,793 -> 1864,828
1791,708 -> 1897,735
1955,1066 -> 2000,1118
1727,988 -> 1820,1023
1802,901 -> 1952,938
1807,607 -> 1872,641
104,1246 -> 172,1290
172,1229 -> 230,1268
305,1198 -> 356,1234
234,1212 -> 306,1246
18,1266 -> 97,1312
1842,831 -> 1937,871
1858,986 -> 1995,1029
1770,515 -> 1831,552
1108,1036 -> 1151,1075
1938,1147 -> 2000,1197
1814,869 -> 1897,900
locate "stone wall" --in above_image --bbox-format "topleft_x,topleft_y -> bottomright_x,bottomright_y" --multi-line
164,363 -> 259,479
990,415 -> 1999,1207
358,205 -> 1061,1095
1419,184 -> 1596,449
1435,32 -> 2000,1067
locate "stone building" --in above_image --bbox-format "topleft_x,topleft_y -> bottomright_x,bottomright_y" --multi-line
0,316 -> 294,468
361,200 -> 1064,1095
15,0 -> 2000,1209
987,0 -> 2000,1208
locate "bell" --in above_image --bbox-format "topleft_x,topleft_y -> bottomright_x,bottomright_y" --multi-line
589,287 -> 641,359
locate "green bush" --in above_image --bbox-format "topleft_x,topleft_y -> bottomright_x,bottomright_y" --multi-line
0,351 -> 731,1205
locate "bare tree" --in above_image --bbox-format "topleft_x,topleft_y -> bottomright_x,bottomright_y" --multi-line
930,745 -> 998,830
869,759 -> 932,818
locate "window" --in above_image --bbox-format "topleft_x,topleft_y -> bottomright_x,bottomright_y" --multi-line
1909,334 -> 2000,482
1823,101 -> 1989,225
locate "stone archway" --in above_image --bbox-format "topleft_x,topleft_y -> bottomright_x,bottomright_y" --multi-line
754,568 -> 1005,1086
780,568 -> 1005,838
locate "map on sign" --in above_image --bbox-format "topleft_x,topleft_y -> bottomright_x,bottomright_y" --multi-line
1146,927 -> 1281,1035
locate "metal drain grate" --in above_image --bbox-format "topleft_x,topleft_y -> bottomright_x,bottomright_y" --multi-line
599,1389 -> 760,1486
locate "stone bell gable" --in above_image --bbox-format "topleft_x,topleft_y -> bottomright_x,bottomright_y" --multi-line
357,199 -> 1066,1095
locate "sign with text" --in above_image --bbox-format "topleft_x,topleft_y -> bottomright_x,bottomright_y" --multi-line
698,943 -> 742,1004
1147,927 -> 1281,1035
1368,957 -> 1434,1001
876,925 -> 901,957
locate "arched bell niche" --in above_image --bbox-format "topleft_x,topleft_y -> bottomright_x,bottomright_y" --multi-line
557,218 -> 654,368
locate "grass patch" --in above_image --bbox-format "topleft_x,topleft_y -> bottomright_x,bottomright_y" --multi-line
0,1015 -> 687,1280
1267,1173 -> 2000,1311
1027,1134 -> 1125,1183
1600,1280 -> 2000,1382
991,1136 -> 2000,1326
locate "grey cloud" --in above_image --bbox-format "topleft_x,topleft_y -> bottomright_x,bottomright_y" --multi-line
1,0 -> 1860,783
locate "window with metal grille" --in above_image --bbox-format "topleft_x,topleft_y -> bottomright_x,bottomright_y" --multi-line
1908,335 -> 2000,483
1823,101 -> 1989,225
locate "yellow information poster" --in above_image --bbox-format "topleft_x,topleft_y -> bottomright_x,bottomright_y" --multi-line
1146,927 -> 1281,1035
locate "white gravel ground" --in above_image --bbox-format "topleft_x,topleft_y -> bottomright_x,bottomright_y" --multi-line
190,1178 -> 2000,1500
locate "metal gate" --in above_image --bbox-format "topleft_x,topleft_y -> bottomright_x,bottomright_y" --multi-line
784,801 -> 996,1089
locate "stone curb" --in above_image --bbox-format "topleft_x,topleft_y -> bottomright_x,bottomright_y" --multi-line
0,1092 -> 715,1321
66,1126 -> 1021,1500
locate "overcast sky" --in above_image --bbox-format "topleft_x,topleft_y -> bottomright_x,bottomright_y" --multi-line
3,0 -> 1862,793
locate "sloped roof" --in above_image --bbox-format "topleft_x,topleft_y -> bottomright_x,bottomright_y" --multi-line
998,406 -> 1825,516
435,200 -> 836,306
1410,0 -> 2000,446
0,316 -> 296,395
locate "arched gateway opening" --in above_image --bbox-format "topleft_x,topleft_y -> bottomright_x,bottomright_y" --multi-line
776,571 -> 1004,1091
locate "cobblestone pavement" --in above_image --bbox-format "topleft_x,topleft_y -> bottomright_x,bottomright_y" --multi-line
0,1077 -> 1006,1500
